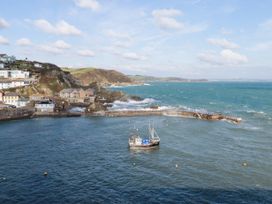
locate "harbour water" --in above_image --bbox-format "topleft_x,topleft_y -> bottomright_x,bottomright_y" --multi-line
0,82 -> 272,203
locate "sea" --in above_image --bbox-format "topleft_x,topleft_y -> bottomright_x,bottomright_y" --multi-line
0,82 -> 271,203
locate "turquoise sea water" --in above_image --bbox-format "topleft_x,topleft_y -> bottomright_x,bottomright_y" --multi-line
0,82 -> 272,203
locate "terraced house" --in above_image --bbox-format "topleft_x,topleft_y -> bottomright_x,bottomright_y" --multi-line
59,88 -> 95,104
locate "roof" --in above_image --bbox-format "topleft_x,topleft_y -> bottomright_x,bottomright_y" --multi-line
60,88 -> 74,94
4,92 -> 19,96
36,100 -> 54,105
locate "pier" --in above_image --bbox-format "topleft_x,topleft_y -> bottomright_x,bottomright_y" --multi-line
91,109 -> 242,124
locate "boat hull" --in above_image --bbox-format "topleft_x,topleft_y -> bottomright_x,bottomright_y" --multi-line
129,141 -> 160,149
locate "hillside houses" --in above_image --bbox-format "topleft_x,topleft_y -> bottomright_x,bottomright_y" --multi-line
0,92 -> 29,107
0,67 -> 36,90
0,54 -> 16,66
0,70 -> 30,79
35,100 -> 55,112
59,88 -> 95,104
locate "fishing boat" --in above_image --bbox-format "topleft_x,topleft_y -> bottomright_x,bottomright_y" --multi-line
128,123 -> 160,149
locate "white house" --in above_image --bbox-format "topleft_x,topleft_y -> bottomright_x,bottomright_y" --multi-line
0,80 -> 31,90
0,70 -> 30,79
34,63 -> 43,68
35,100 -> 55,112
0,54 -> 16,63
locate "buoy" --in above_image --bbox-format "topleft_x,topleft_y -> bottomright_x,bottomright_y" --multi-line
133,163 -> 136,166
242,162 -> 248,167
175,164 -> 178,168
44,172 -> 48,176
3,177 -> 6,180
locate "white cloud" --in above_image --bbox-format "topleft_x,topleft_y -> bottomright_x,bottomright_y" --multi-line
54,40 -> 71,49
113,41 -> 132,48
74,0 -> 100,11
39,45 -> 63,54
260,19 -> 272,30
152,9 -> 183,18
250,41 -> 272,51
198,49 -> 248,65
152,9 -> 183,30
34,19 -> 82,36
152,9 -> 206,33
77,49 -> 95,57
122,52 -> 145,61
105,29 -> 132,40
221,49 -> 248,64
0,18 -> 9,29
220,27 -> 232,35
16,38 -> 32,46
0,35 -> 9,45
208,38 -> 239,49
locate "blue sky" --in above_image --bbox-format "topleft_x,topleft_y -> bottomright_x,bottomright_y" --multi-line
1,0 -> 272,79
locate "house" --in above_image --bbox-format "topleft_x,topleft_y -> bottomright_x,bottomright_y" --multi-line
17,98 -> 29,107
3,92 -> 19,107
35,100 -> 55,112
0,54 -> 16,64
59,88 -> 95,103
0,79 -> 31,90
0,91 -> 3,102
34,63 -> 43,68
30,94 -> 48,101
0,70 -> 30,79
2,92 -> 29,107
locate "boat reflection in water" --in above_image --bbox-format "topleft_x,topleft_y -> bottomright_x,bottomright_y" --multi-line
128,123 -> 160,150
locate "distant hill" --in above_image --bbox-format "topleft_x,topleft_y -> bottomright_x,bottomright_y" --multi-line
129,75 -> 208,83
62,68 -> 135,86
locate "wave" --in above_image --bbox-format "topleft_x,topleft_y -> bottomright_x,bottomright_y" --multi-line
245,110 -> 265,115
110,106 -> 174,112
109,84 -> 146,88
109,98 -> 157,110
178,105 -> 208,114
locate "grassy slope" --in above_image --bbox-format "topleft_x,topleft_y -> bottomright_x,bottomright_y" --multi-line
62,67 -> 134,86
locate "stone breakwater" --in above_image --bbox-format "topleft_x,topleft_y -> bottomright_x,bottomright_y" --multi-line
91,109 -> 242,124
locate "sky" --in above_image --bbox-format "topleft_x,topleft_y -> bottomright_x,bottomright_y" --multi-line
0,0 -> 272,79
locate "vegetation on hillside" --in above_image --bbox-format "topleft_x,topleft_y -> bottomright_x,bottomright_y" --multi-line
63,67 -> 134,86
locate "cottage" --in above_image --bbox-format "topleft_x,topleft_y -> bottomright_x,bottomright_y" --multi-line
0,91 -> 3,102
35,100 -> 55,112
30,94 -> 48,101
59,88 -> 95,103
34,63 -> 43,68
0,54 -> 16,64
3,92 -> 19,106
2,92 -> 29,107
